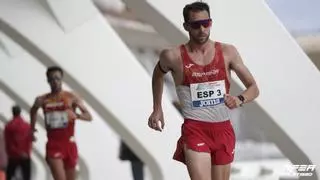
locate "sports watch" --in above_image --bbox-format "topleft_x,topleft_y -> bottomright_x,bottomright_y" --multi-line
237,95 -> 245,107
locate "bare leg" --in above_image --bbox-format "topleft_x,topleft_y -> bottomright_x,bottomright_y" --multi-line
184,145 -> 211,180
211,164 -> 231,180
66,168 -> 76,180
47,158 -> 66,180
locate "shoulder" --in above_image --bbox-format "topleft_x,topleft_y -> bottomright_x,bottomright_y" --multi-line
37,93 -> 47,99
63,91 -> 81,102
63,91 -> 74,97
218,42 -> 241,61
219,42 -> 238,55
5,118 -> 20,130
159,46 -> 183,72
4,121 -> 13,129
159,46 -> 180,62
34,93 -> 47,105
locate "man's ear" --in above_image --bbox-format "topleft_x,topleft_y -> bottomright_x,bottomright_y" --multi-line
183,22 -> 189,31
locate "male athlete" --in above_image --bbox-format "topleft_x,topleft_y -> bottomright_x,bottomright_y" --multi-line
30,66 -> 92,180
148,2 -> 259,180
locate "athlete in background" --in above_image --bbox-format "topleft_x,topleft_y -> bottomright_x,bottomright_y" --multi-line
30,66 -> 92,180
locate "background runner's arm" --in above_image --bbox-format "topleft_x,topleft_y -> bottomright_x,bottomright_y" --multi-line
230,46 -> 259,104
73,94 -> 92,121
152,50 -> 172,111
30,97 -> 42,131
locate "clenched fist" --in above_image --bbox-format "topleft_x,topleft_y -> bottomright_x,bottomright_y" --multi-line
148,110 -> 165,132
224,94 -> 242,109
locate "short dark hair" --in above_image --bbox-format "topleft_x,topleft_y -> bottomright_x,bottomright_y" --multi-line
12,105 -> 21,116
46,66 -> 64,78
183,1 -> 210,22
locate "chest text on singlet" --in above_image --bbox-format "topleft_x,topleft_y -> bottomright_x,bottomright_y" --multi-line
176,42 -> 231,122
44,101 -> 68,129
190,80 -> 226,107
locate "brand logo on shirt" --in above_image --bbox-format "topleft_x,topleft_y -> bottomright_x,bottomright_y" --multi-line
197,143 -> 205,146
54,152 -> 62,158
45,102 -> 64,108
192,69 -> 219,77
185,63 -> 194,68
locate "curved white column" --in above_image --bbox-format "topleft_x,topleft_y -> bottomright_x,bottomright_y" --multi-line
0,0 -> 189,179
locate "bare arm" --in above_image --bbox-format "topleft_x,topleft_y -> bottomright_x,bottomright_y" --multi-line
229,45 -> 259,104
30,97 -> 43,131
148,49 -> 175,131
152,49 -> 174,111
73,93 -> 92,121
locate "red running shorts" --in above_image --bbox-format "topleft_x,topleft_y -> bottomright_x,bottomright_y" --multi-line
173,119 -> 235,165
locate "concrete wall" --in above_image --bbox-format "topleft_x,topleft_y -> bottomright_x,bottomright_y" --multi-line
0,0 -> 186,179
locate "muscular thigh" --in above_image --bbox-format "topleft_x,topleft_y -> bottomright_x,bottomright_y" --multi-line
184,145 -> 211,180
47,158 -> 66,180
211,164 -> 231,180
66,168 -> 76,180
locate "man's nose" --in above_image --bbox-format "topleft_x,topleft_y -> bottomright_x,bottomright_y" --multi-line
199,25 -> 206,32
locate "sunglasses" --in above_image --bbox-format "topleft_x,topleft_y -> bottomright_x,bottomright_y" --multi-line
187,19 -> 212,29
48,76 -> 62,82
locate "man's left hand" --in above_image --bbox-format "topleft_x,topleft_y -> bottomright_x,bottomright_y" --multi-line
224,94 -> 241,109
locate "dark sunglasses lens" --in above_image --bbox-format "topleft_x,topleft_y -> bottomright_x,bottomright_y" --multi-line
48,77 -> 61,82
190,22 -> 201,29
189,19 -> 212,29
202,21 -> 211,28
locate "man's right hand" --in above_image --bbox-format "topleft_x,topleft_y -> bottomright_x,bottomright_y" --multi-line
30,129 -> 37,142
32,134 -> 37,142
148,110 -> 165,132
67,109 -> 77,121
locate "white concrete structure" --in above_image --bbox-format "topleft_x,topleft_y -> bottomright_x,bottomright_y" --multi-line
0,29 -> 135,179
1,0 -> 319,179
0,0 -> 185,179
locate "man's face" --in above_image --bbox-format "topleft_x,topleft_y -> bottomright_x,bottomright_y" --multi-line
47,71 -> 62,91
185,10 -> 212,44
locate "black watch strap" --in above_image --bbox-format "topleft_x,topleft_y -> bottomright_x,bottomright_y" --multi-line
237,95 -> 245,106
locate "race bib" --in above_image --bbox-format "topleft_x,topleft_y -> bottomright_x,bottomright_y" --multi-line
190,80 -> 226,107
45,111 -> 68,129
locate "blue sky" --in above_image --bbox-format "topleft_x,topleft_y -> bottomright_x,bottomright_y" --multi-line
266,0 -> 320,35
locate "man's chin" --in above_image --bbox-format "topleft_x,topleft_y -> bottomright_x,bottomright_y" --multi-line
51,87 -> 61,92
196,39 -> 208,44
